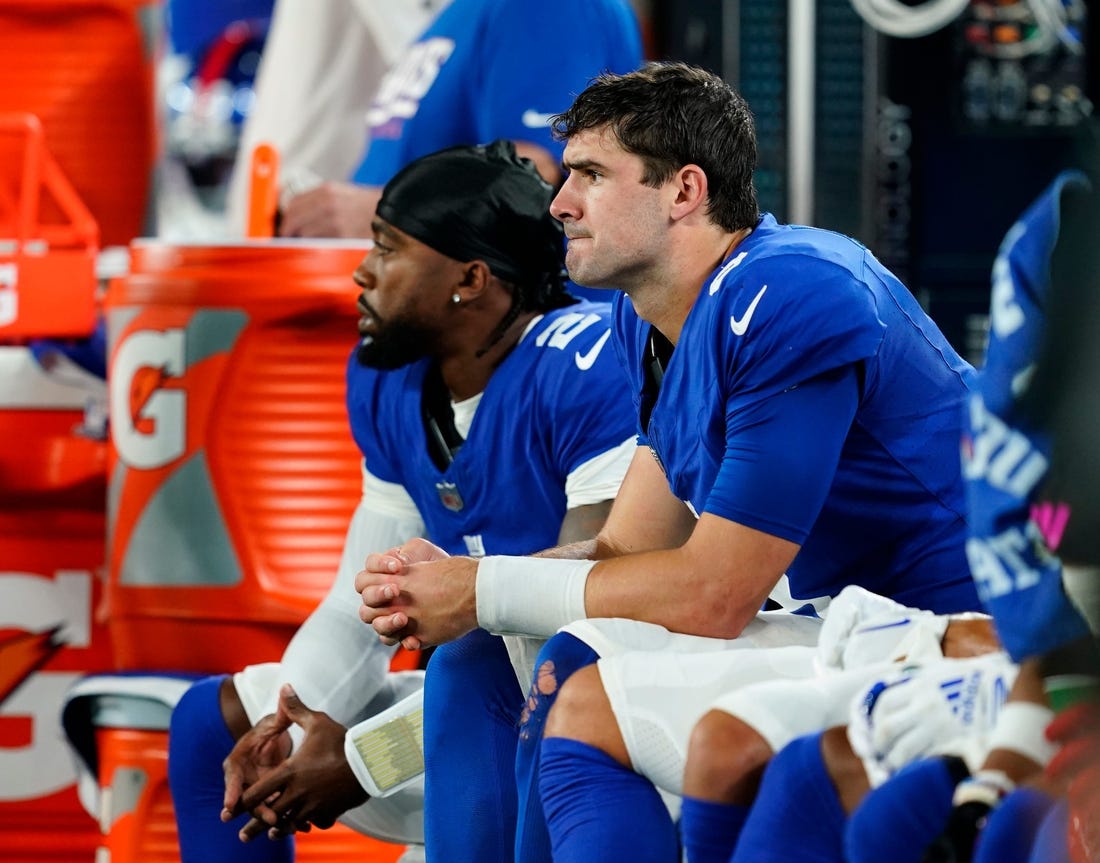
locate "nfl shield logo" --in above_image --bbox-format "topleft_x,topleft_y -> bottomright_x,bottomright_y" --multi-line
436,481 -> 464,512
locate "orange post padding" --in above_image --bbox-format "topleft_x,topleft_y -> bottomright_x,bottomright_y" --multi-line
247,142 -> 281,239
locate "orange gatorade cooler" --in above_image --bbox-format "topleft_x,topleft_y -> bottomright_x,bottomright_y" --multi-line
104,241 -> 371,673
0,509 -> 112,863
92,722 -> 407,863
60,672 -> 411,863
0,345 -> 112,863
96,727 -> 178,863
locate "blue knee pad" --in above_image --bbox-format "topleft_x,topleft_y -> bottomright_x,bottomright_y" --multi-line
423,628 -> 525,863
514,631 -> 600,863
846,756 -> 969,863
168,675 -> 292,863
731,732 -> 846,863
974,787 -> 1057,863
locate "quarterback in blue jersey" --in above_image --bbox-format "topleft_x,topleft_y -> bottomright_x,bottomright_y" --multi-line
277,0 -> 642,239
355,63 -> 982,862
167,141 -> 636,863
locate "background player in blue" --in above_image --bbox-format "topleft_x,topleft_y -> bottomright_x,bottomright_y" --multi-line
843,168 -> 1100,863
167,141 -> 637,863
355,62 -> 982,862
276,0 -> 643,239
718,169 -> 1100,863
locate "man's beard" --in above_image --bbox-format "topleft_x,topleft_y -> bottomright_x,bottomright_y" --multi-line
356,315 -> 437,370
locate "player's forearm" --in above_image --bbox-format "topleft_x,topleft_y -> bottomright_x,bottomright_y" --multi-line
534,535 -> 623,561
581,513 -> 798,638
535,539 -> 598,560
584,546 -> 771,639
940,616 -> 999,658
476,544 -> 770,641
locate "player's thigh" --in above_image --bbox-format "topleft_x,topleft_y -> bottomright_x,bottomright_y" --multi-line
599,644 -> 818,794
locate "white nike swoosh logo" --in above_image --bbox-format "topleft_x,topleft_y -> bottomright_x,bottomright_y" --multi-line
575,330 -> 611,370
522,109 -> 556,128
709,251 -> 747,295
730,285 -> 767,336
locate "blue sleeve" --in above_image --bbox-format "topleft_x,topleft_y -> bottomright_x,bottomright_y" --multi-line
704,364 -> 860,543
963,170 -> 1092,662
474,0 -> 642,163
723,256 -> 885,402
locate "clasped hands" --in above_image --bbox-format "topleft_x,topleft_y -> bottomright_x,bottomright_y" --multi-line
220,540 -> 484,842
221,685 -> 367,841
353,537 -> 480,650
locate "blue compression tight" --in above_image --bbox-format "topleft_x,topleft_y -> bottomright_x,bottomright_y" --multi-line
422,629 -> 524,863
168,674 -> 293,863
1027,798 -> 1072,863
680,796 -> 751,863
540,737 -> 679,862
974,787 -> 1058,863
513,632 -> 600,862
731,732 -> 846,863
845,756 -> 968,863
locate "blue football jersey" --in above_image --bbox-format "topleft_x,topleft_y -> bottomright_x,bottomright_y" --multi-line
963,170 -> 1092,661
347,301 -> 634,557
351,0 -> 642,187
613,214 -> 979,614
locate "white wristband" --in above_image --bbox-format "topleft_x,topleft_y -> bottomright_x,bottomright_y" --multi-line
952,769 -> 1015,808
987,701 -> 1059,767
475,556 -> 594,637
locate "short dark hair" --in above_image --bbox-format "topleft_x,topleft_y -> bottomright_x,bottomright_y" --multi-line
553,62 -> 759,232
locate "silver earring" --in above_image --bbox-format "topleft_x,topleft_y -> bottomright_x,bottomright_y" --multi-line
451,293 -> 461,305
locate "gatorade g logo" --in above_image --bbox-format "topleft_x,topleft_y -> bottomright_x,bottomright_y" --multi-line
0,571 -> 94,801
111,329 -> 187,469
107,308 -> 249,588
108,310 -> 247,473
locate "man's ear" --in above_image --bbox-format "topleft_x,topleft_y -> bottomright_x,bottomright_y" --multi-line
669,164 -> 709,222
453,259 -> 492,304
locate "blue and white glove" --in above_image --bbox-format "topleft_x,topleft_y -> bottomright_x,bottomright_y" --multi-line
847,653 -> 1017,787
815,585 -> 949,672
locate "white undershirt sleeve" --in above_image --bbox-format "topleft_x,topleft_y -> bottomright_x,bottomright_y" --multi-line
565,436 -> 638,508
234,462 -> 426,728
